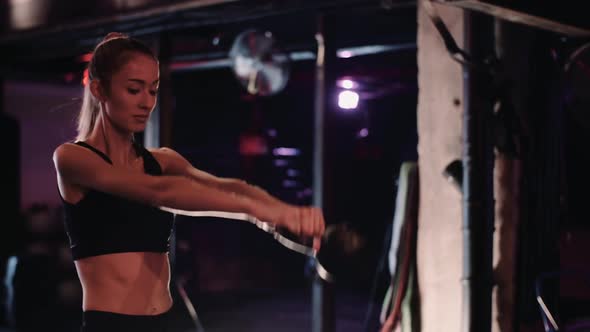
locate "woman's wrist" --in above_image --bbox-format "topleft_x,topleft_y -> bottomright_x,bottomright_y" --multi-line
239,193 -> 271,222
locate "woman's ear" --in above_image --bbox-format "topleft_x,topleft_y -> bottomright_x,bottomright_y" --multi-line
89,80 -> 106,102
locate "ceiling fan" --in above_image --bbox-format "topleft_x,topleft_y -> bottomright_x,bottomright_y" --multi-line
229,29 -> 291,96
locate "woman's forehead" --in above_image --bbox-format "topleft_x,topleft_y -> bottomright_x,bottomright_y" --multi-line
116,54 -> 159,81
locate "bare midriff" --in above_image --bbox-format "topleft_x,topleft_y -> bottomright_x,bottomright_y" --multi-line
74,251 -> 173,315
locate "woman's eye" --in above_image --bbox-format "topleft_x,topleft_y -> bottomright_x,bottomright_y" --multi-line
127,88 -> 140,94
149,90 -> 158,96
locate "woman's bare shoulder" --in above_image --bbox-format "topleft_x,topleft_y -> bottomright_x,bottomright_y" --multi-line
53,141 -> 84,165
148,147 -> 191,175
148,146 -> 180,156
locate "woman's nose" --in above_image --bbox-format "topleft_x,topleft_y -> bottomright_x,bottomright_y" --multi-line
140,91 -> 156,110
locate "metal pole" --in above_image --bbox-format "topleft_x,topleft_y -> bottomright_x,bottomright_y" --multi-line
147,32 -> 204,332
461,9 -> 495,332
312,17 -> 325,210
311,12 -> 335,332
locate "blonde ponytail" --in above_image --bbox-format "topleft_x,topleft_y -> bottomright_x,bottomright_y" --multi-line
76,83 -> 100,141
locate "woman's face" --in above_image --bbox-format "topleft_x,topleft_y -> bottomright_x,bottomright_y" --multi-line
102,52 -> 159,133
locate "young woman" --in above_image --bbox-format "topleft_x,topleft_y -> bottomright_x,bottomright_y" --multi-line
52,32 -> 325,331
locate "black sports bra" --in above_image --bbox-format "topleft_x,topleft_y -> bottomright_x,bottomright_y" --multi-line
59,141 -> 174,260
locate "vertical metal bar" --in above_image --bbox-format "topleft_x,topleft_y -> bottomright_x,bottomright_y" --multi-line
158,32 -> 174,149
162,36 -> 179,282
313,17 -> 325,210
461,9 -> 495,332
144,105 -> 160,148
151,32 -> 205,332
311,12 -> 335,332
143,35 -> 162,148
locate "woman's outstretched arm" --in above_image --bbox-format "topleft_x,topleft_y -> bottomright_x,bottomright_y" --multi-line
152,146 -> 325,238
54,143 -> 324,239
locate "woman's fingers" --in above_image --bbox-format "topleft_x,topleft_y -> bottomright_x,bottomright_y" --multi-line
290,206 -> 301,237
303,207 -> 314,237
313,237 -> 322,251
280,205 -> 325,240
310,207 -> 324,238
315,207 -> 325,237
299,206 -> 325,239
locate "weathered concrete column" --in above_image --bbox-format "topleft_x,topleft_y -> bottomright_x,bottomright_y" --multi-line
417,2 -> 522,331
416,1 -> 465,331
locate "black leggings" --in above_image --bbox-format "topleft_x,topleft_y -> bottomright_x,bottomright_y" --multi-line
80,309 -> 172,332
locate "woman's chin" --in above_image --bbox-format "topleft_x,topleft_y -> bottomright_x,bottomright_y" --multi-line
130,122 -> 148,132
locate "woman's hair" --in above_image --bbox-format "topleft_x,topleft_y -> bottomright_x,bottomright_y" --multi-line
76,32 -> 158,141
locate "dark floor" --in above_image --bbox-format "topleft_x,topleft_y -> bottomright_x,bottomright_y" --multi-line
1,283 -> 382,332
186,285 -> 378,332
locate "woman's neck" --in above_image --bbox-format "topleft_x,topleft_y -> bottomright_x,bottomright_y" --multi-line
87,115 -> 138,166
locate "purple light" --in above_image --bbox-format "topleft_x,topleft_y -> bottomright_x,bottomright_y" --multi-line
274,159 -> 289,167
282,179 -> 298,188
338,90 -> 359,110
297,188 -> 313,199
286,169 -> 300,177
337,50 -> 353,58
340,79 -> 355,89
358,128 -> 369,138
342,80 -> 354,89
273,147 -> 300,156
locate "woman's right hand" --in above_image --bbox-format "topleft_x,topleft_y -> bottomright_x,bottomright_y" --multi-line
269,204 -> 326,250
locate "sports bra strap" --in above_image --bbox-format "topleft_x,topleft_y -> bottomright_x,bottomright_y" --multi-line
74,141 -> 113,164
